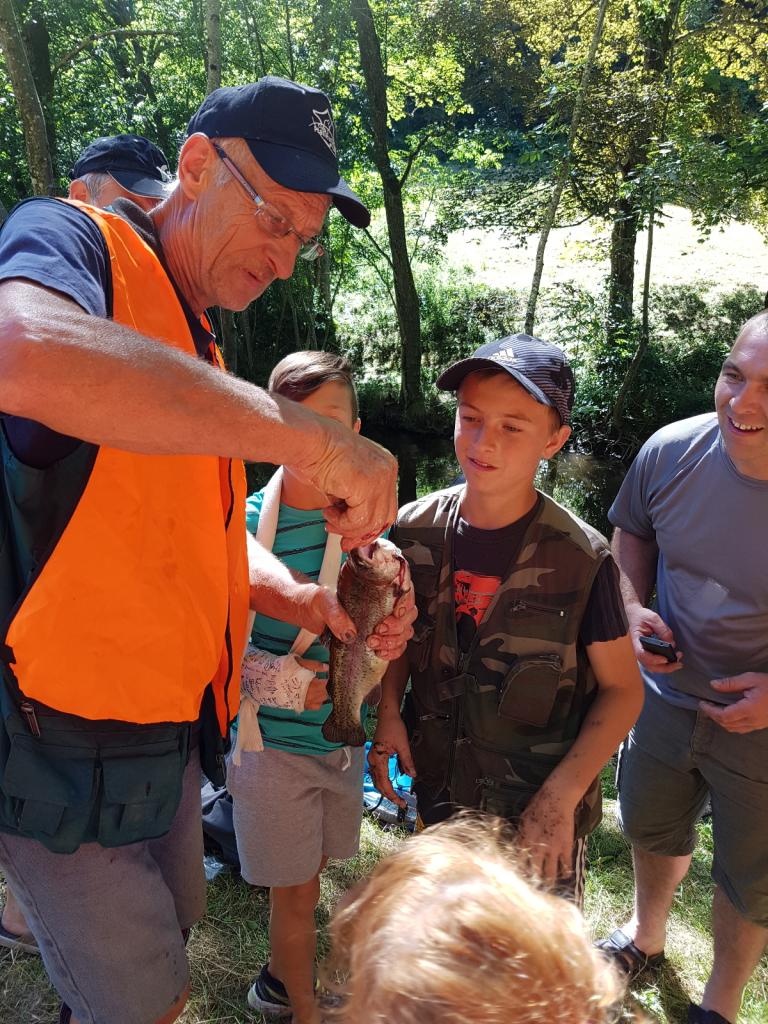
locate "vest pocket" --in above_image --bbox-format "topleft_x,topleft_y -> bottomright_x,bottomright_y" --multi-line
98,750 -> 183,846
477,776 -> 537,822
2,733 -> 97,846
497,654 -> 563,727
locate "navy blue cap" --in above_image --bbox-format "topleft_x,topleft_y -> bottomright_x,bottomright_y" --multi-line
186,76 -> 370,228
437,334 -> 575,425
70,135 -> 173,198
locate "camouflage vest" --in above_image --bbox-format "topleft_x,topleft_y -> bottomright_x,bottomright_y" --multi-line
392,486 -> 609,838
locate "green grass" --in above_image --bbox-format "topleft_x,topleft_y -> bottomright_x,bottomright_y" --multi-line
2,785 -> 767,1023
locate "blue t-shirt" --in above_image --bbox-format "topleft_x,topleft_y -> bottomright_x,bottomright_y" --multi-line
0,197 -> 215,468
608,413 -> 768,709
246,489 -> 365,756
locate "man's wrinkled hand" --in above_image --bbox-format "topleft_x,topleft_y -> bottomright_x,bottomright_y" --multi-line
368,568 -> 416,661
295,583 -> 356,644
517,786 -> 576,886
627,605 -> 683,674
295,422 -> 398,551
368,715 -> 416,808
700,672 -> 768,733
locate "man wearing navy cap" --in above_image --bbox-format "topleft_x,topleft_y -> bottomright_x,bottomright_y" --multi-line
0,78 -> 411,1024
68,134 -> 173,212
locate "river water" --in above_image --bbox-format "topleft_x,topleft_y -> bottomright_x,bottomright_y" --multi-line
248,430 -> 627,538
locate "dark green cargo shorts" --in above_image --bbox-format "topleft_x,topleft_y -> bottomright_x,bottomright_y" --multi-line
617,684 -> 768,927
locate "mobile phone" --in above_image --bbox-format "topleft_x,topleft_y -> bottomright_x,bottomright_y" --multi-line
639,634 -> 677,663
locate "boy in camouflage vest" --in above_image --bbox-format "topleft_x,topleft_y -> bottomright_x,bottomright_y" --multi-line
369,335 -> 643,900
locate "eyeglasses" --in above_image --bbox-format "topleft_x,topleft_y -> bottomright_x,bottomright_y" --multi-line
212,142 -> 325,262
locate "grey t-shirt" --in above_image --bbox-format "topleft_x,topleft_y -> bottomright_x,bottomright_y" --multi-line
608,412 -> 768,709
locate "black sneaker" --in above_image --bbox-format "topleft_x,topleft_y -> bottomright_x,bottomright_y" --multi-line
247,965 -> 292,1017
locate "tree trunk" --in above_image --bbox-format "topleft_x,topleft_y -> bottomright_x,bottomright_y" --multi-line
0,0 -> 54,194
351,0 -> 424,419
205,0 -> 222,94
605,0 -> 683,347
20,1 -> 55,177
606,194 -> 639,342
525,0 -> 610,335
610,0 -> 682,425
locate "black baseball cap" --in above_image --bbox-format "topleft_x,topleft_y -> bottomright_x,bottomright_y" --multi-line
70,135 -> 173,199
186,76 -> 370,228
437,334 -> 575,426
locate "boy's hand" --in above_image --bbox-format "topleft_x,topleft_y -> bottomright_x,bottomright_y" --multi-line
368,573 -> 416,660
294,658 -> 329,711
627,604 -> 683,674
517,785 -> 576,885
368,714 -> 416,808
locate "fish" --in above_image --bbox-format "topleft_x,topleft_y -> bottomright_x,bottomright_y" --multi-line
321,538 -> 410,747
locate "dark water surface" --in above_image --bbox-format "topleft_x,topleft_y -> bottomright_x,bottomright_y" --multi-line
248,430 -> 627,538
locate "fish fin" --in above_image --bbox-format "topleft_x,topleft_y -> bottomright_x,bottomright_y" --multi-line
363,683 -> 382,707
321,715 -> 366,747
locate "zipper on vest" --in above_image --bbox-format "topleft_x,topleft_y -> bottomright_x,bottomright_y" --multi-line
511,600 -> 565,617
19,701 -> 41,738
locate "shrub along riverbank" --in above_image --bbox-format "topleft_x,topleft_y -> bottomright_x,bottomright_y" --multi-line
342,273 -> 763,464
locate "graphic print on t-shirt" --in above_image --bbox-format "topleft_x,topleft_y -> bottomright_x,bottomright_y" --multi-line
455,569 -> 501,649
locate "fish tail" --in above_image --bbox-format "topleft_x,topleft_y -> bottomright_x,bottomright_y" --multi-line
321,715 -> 366,747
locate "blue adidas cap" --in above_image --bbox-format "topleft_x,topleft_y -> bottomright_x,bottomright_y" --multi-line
187,76 -> 370,228
437,334 -> 575,425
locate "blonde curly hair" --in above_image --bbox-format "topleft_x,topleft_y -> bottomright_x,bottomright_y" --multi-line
322,815 -> 624,1024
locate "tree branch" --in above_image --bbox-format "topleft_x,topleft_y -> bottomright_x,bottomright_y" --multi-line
53,29 -> 181,76
398,130 -> 436,190
362,227 -> 394,269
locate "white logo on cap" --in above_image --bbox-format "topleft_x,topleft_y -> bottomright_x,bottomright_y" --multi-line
491,347 -> 516,363
310,108 -> 337,157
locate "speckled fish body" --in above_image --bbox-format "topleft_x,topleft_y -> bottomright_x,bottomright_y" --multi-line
322,539 -> 407,747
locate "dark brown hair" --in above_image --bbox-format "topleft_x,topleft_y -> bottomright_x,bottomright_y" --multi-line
268,350 -> 359,420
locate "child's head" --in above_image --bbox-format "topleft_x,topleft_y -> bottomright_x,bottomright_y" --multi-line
323,816 -> 623,1024
437,335 -> 573,500
268,350 -> 360,431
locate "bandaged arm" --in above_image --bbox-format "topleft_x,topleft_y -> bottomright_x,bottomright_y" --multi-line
241,645 -> 317,713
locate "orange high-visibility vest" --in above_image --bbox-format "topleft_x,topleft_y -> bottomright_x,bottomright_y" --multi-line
5,201 -> 249,734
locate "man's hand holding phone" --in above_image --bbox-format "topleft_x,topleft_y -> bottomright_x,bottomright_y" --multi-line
627,605 -> 683,673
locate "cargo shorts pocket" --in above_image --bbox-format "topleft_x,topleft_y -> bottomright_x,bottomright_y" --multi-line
2,734 -> 96,846
98,750 -> 184,846
498,654 -> 563,727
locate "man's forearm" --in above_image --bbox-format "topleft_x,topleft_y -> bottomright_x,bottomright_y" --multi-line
247,533 -> 314,621
611,526 -> 658,610
0,280 -> 327,466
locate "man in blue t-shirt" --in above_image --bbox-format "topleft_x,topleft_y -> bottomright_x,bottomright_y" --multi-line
599,311 -> 768,1024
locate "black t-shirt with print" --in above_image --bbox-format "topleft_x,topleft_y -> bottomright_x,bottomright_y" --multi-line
453,497 -> 627,652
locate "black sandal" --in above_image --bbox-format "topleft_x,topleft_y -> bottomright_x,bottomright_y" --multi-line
687,1003 -> 733,1024
595,928 -> 665,982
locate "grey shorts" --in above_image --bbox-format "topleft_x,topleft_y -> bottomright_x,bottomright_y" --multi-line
229,745 -> 364,887
617,684 -> 768,926
0,748 -> 205,1024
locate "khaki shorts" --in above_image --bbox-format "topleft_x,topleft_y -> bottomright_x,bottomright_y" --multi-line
617,684 -> 768,926
0,748 -> 205,1024
229,745 -> 364,887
